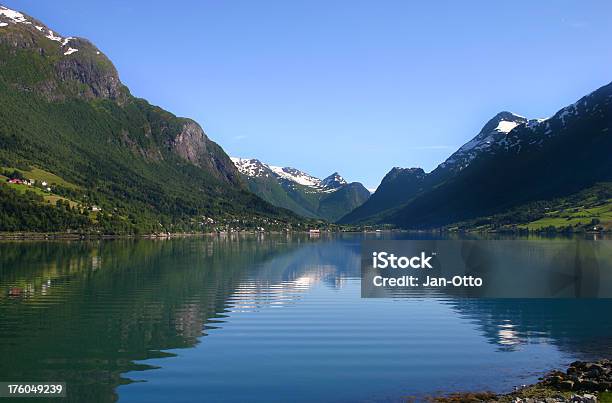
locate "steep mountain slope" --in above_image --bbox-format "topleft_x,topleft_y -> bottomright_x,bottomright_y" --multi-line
431,112 -> 532,176
341,82 -> 612,228
231,158 -> 370,222
318,181 -> 371,222
0,5 -> 302,233
338,167 -> 425,223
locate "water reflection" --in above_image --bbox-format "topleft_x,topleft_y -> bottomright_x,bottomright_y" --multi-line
0,235 -> 611,402
447,298 -> 612,356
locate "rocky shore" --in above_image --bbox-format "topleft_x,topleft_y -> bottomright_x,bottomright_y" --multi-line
432,360 -> 612,403
542,360 -> 612,393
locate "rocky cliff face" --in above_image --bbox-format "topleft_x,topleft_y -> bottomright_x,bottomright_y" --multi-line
173,121 -> 242,185
53,39 -> 125,102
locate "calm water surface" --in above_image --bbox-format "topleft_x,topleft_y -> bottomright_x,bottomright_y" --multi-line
1,234 -> 612,402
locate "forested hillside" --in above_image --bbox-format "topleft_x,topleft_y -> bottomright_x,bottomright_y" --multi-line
0,5 -> 306,234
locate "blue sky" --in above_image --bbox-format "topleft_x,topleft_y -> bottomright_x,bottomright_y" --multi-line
5,0 -> 612,189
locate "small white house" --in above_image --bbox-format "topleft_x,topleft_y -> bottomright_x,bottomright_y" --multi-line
91,206 -> 101,212
41,181 -> 48,186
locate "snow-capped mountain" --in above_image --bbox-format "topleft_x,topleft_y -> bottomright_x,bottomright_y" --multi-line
231,157 -> 345,193
438,111 -> 533,173
231,157 -> 370,221
321,173 -> 347,190
229,158 -> 270,178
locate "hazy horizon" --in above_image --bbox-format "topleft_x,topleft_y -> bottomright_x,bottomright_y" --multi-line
4,0 -> 612,189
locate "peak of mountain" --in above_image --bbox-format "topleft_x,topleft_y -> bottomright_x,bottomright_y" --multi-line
230,157 -> 271,178
436,111 -> 530,174
482,111 -> 527,132
321,172 -> 347,189
338,166 -> 426,224
231,157 -> 369,221
382,167 -> 425,184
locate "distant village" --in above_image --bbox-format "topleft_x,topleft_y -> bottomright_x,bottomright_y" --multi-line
7,177 -> 52,192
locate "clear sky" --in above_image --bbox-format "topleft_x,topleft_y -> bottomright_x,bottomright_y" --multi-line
4,0 -> 612,189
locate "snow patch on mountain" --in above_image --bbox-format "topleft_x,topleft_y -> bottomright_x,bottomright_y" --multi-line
0,6 -> 28,23
495,120 -> 519,133
555,102 -> 583,126
230,157 -> 270,178
63,47 -> 78,56
269,166 -> 322,187
45,29 -> 62,42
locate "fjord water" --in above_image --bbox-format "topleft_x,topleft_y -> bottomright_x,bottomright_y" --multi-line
1,235 -> 612,403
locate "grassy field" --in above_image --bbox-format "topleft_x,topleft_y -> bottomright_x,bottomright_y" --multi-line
449,183 -> 612,233
0,171 -> 79,208
1,166 -> 79,189
601,392 -> 612,403
526,201 -> 612,230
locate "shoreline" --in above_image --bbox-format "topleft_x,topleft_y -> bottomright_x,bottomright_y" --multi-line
0,231 -> 209,241
0,229 -> 369,241
432,360 -> 611,403
0,228 -> 608,241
